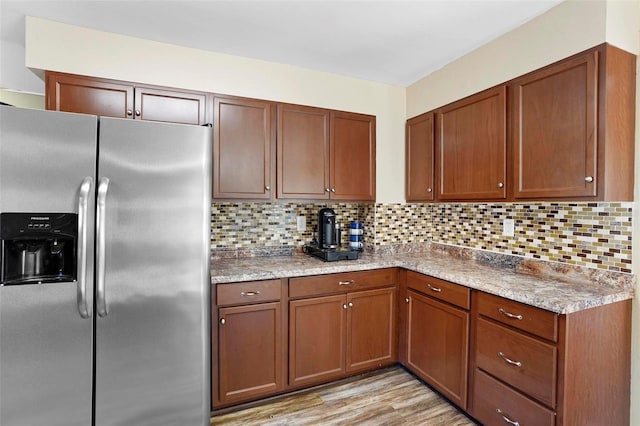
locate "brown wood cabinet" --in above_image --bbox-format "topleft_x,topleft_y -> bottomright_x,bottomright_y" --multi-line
330,111 -> 376,201
213,96 -> 275,199
469,291 -> 632,426
45,71 -> 208,125
407,43 -> 634,203
403,272 -> 470,409
278,108 -> 376,201
213,279 -> 286,408
405,112 -> 435,201
277,104 -> 330,199
436,86 -> 507,201
512,44 -> 635,201
289,269 -> 396,388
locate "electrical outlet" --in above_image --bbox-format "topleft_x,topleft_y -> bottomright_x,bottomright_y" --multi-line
503,218 -> 514,237
296,215 -> 306,232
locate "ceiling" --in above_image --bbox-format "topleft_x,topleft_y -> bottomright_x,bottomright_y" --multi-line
1,0 -> 563,87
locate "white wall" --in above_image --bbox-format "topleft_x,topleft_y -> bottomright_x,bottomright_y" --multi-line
408,0 -> 640,423
24,17 -> 406,203
407,0 -> 607,117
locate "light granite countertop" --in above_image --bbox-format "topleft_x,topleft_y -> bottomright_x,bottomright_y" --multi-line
211,247 -> 634,315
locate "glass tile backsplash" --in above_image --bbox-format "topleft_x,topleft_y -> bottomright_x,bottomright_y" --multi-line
210,202 -> 632,273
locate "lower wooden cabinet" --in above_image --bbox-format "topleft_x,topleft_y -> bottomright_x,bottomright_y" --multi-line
402,271 -> 470,409
469,292 -> 632,426
406,290 -> 469,408
218,302 -> 283,404
212,269 -> 631,424
289,286 -> 397,388
213,279 -> 286,408
289,294 -> 346,387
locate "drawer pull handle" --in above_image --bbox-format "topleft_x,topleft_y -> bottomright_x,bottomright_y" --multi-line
496,408 -> 520,426
240,291 -> 260,297
499,308 -> 523,320
498,351 -> 522,368
338,280 -> 355,286
427,284 -> 442,293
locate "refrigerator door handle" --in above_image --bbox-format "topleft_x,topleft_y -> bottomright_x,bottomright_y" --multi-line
77,177 -> 93,319
96,177 -> 110,318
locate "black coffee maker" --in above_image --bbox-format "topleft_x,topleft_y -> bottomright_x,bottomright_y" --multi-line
304,208 -> 358,262
318,208 -> 339,249
0,213 -> 77,285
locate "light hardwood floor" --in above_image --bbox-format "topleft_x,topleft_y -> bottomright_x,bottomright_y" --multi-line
211,366 -> 478,425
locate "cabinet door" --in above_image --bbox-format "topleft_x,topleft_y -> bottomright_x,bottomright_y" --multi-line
347,287 -> 396,372
330,111 -> 376,201
513,51 -> 597,198
218,302 -> 283,404
213,97 -> 273,199
406,290 -> 469,408
277,104 -> 330,199
406,112 -> 435,201
135,86 -> 207,125
289,295 -> 346,388
46,72 -> 133,118
437,86 -> 506,200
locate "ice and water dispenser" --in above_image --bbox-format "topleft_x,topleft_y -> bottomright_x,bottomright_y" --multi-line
0,213 -> 77,285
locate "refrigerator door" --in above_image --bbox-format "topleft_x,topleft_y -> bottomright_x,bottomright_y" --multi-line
0,107 -> 97,426
94,118 -> 211,426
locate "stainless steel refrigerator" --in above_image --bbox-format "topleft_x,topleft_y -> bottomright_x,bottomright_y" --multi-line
0,106 -> 211,426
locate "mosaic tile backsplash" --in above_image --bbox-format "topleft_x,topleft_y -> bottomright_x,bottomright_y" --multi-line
210,202 -> 633,273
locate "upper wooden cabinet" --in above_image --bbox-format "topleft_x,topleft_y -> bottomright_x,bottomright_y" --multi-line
277,104 -> 330,199
405,112 -> 435,201
436,86 -> 507,201
330,111 -> 376,201
408,43 -> 635,203
277,108 -> 376,201
512,44 -> 635,201
213,96 -> 275,199
46,71 -> 208,125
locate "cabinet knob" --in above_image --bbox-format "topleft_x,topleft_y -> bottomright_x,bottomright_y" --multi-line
135,109 -> 141,117
343,304 -> 348,310
220,318 -> 226,325
496,408 -> 520,426
405,297 -> 409,303
497,182 -> 504,188
126,109 -> 133,116
427,188 -> 432,193
265,186 -> 270,191
348,302 -> 353,307
331,188 -> 336,193
585,176 -> 594,183
325,188 -> 331,192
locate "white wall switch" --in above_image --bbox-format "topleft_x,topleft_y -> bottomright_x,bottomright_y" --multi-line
503,218 -> 515,237
296,215 -> 306,232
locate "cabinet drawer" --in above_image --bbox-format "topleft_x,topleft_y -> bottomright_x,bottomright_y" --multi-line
476,317 -> 557,407
476,292 -> 558,341
406,271 -> 470,309
472,369 -> 555,426
217,280 -> 281,306
289,269 -> 396,299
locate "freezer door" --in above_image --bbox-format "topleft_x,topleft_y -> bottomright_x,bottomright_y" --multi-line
94,117 -> 211,426
0,107 -> 97,426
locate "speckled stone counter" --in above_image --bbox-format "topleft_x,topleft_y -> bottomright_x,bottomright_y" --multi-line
211,246 -> 634,314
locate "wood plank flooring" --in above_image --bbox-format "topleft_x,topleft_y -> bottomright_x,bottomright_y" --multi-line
211,366 -> 478,425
